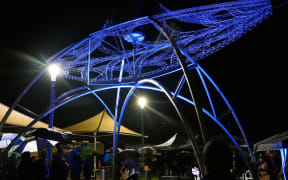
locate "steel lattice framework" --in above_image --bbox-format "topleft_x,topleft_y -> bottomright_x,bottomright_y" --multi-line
1,0 -> 272,178
51,0 -> 272,84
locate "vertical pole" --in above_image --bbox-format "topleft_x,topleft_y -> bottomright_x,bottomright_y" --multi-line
94,131 -> 97,170
112,35 -> 127,180
47,80 -> 55,161
49,80 -> 55,129
87,37 -> 91,85
141,109 -> 144,146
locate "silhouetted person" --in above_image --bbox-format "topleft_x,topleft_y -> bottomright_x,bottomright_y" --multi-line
50,153 -> 68,180
257,153 -> 271,180
53,143 -> 65,161
35,149 -> 50,180
67,149 -> 82,180
83,155 -> 93,180
18,151 -> 36,180
7,153 -> 18,180
202,138 -> 236,180
124,154 -> 140,180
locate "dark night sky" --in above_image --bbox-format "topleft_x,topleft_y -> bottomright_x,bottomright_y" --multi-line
0,0 -> 288,146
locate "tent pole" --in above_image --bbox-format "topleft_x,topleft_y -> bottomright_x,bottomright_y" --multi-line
94,131 -> 97,170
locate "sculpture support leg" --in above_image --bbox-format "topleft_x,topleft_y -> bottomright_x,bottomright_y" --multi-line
149,16 -> 209,144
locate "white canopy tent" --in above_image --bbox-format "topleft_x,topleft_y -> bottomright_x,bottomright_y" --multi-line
254,131 -> 288,180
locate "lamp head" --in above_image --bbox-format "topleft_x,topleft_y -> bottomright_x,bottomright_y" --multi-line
48,64 -> 61,81
138,97 -> 147,109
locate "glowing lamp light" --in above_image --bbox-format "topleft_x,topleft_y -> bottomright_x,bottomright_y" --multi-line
48,64 -> 61,81
124,32 -> 145,43
138,97 -> 147,109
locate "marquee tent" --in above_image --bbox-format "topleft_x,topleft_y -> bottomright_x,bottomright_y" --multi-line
0,103 -> 62,131
254,131 -> 288,152
254,131 -> 288,180
64,109 -> 142,169
64,109 -> 142,136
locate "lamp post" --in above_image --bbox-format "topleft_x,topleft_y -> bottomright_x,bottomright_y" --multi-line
47,64 -> 60,161
48,64 -> 60,129
138,97 -> 147,146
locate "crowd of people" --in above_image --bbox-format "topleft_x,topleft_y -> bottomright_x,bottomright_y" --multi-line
0,139 -> 286,180
0,143 -> 96,180
103,138 -> 238,180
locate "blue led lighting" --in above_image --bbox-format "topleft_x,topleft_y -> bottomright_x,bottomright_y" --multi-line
123,32 -> 145,43
2,0 -> 273,177
46,0 -> 271,84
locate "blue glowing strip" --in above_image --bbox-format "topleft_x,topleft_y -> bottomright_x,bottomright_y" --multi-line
54,86 -> 115,120
0,68 -> 47,131
114,59 -> 125,120
280,142 -> 287,180
196,66 -> 217,118
119,36 -> 133,74
102,40 -> 121,52
45,42 -> 77,64
87,37 -> 91,85
38,83 -> 244,164
55,38 -> 89,63
90,91 -> 115,120
202,108 -> 245,159
180,48 -> 217,118
197,64 -> 254,161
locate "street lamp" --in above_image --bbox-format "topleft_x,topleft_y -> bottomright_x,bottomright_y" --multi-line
47,64 -> 61,161
48,64 -> 60,128
138,97 -> 147,146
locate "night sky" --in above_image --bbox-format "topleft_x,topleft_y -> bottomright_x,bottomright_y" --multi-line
1,0 -> 288,146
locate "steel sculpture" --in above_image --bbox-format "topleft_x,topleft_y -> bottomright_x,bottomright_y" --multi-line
1,0 -> 272,178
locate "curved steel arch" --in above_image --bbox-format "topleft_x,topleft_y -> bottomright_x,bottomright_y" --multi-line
112,78 -> 205,178
3,70 -> 254,177
4,82 -> 245,154
0,1 -> 273,179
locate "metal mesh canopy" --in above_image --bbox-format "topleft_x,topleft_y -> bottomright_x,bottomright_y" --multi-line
49,0 -> 272,84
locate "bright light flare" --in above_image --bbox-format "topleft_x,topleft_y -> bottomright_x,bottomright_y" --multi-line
138,97 -> 147,109
48,64 -> 61,81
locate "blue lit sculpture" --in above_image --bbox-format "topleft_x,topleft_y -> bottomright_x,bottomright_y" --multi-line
1,0 -> 272,177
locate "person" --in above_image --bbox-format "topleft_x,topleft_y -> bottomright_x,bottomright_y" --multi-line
257,153 -> 271,180
53,143 -> 66,161
7,153 -> 18,180
50,151 -> 68,180
83,155 -> 93,180
124,154 -> 140,180
35,149 -> 50,180
18,151 -> 36,180
201,138 -> 236,180
67,149 -> 82,180
144,154 -> 152,180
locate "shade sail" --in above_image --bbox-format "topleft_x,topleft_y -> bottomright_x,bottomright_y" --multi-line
153,133 -> 177,148
254,131 -> 288,152
0,103 -> 63,131
64,110 -> 142,136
